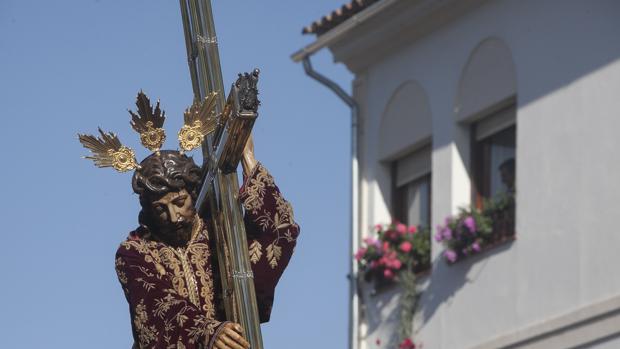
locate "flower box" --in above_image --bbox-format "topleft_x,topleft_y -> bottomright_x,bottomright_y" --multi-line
437,193 -> 515,264
356,223 -> 431,287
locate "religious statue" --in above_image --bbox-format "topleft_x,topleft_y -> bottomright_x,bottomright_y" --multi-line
78,90 -> 299,348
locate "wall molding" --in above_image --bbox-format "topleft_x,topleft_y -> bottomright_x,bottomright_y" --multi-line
469,294 -> 620,349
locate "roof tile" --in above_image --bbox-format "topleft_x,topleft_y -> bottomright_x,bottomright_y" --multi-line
302,0 -> 382,36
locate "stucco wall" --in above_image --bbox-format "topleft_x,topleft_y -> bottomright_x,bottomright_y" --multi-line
582,335 -> 620,349
350,0 -> 620,348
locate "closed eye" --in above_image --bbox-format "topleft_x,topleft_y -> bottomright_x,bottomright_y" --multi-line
173,195 -> 187,206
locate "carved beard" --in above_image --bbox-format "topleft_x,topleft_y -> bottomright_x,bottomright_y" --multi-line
152,212 -> 195,247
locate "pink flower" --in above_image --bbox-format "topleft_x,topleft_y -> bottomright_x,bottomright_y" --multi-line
380,251 -> 402,270
399,241 -> 413,253
442,227 -> 453,240
391,258 -> 402,270
369,260 -> 379,270
434,231 -> 443,242
464,215 -> 477,233
399,338 -> 416,349
396,223 -> 407,235
383,268 -> 395,279
408,225 -> 417,234
374,224 -> 383,232
355,248 -> 367,261
382,242 -> 390,253
379,251 -> 398,269
472,241 -> 481,252
386,230 -> 399,241
444,249 -> 457,263
378,256 -> 387,267
363,237 -> 377,246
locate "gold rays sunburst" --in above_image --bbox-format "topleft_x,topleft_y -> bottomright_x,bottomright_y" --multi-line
178,92 -> 219,152
78,128 -> 139,172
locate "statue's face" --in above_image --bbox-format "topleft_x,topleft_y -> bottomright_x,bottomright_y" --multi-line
149,189 -> 196,246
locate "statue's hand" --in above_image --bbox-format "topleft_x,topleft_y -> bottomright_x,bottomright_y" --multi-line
242,135 -> 257,177
213,322 -> 250,349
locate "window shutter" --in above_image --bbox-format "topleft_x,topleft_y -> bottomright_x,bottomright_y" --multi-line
396,144 -> 432,187
475,105 -> 516,141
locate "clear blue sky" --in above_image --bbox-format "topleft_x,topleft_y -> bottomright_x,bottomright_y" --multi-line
0,1 -> 353,347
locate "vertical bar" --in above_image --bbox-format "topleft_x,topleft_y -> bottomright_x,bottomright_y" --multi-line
179,1 -> 264,348
196,0 -> 225,111
221,174 -> 262,348
180,2 -> 230,319
179,0 -> 201,99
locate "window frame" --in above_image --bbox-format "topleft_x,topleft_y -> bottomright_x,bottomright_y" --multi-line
471,106 -> 516,210
391,146 -> 432,227
393,172 -> 432,226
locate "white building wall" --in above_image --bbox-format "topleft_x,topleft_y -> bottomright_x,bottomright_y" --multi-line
349,0 -> 620,348
583,335 -> 620,349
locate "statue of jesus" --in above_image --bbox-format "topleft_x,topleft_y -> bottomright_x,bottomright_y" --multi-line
79,93 -> 299,349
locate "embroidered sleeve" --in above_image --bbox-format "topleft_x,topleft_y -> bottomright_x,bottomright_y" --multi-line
115,246 -> 226,349
239,162 -> 300,322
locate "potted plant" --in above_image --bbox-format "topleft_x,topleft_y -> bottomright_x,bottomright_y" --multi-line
436,192 -> 515,263
355,222 -> 429,347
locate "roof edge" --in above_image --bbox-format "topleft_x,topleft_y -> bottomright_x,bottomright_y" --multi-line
291,0 -> 399,62
302,0 -> 382,36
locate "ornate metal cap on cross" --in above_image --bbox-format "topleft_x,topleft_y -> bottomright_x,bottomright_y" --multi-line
196,69 -> 261,206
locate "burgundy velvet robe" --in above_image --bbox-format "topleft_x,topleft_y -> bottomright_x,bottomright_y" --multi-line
115,163 -> 299,349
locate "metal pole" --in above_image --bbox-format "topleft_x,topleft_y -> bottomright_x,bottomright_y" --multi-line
179,1 -> 264,348
302,57 -> 360,349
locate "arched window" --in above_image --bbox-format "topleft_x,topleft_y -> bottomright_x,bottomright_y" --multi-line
457,37 -> 517,235
379,81 -> 432,227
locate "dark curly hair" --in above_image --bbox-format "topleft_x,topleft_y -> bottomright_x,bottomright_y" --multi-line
132,150 -> 203,228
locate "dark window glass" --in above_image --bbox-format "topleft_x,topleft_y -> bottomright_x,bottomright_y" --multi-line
394,174 -> 431,227
473,124 -> 516,207
473,119 -> 516,238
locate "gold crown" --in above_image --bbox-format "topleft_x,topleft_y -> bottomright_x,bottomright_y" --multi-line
78,91 -> 218,172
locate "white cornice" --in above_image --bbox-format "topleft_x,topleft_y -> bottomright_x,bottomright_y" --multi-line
292,0 -> 490,73
334,0 -> 491,73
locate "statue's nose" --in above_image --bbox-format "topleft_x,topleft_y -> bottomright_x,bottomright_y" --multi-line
167,205 -> 179,223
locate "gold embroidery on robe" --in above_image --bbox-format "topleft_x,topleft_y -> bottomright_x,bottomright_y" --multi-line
116,162 -> 299,346
241,163 -> 299,269
249,240 -> 263,264
117,221 -> 220,348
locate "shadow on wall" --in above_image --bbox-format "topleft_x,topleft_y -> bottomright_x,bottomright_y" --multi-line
360,283 -> 402,347
418,241 -> 514,324
358,241 -> 514,346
